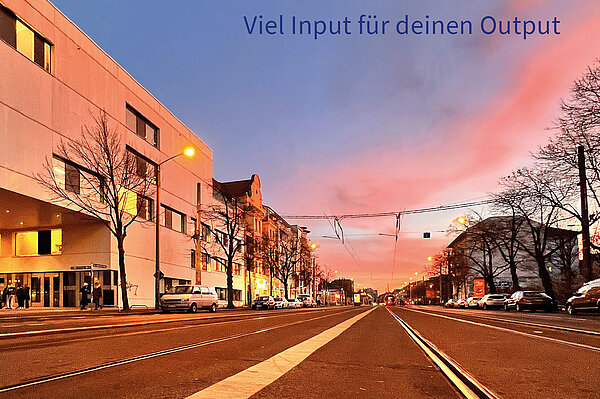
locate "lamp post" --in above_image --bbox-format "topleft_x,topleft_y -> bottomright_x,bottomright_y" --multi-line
154,147 -> 195,309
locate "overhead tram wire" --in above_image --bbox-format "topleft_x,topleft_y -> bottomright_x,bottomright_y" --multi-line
282,199 -> 493,220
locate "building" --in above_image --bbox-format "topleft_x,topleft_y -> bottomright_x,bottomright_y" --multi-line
0,0 -> 212,307
195,179 -> 247,307
446,216 -> 579,301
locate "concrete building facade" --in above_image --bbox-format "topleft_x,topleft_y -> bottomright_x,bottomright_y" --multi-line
0,0 -> 212,307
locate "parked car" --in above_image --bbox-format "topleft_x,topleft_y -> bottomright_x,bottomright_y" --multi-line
297,294 -> 316,307
504,291 -> 554,312
466,296 -> 483,308
444,299 -> 456,308
478,294 -> 506,310
287,298 -> 301,308
160,285 -> 218,313
252,295 -> 275,310
566,279 -> 600,315
274,297 -> 288,309
455,299 -> 467,308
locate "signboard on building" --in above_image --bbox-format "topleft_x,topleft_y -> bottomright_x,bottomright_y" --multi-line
71,266 -> 91,270
426,289 -> 436,298
473,279 -> 485,296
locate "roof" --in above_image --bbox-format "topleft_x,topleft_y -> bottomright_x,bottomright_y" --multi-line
447,215 -> 578,248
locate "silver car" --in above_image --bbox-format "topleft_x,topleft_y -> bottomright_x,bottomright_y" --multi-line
287,298 -> 301,308
478,294 -> 506,310
160,285 -> 218,313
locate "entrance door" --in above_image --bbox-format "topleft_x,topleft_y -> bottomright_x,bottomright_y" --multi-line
43,277 -> 50,307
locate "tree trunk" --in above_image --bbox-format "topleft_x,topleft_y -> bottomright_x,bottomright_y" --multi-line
485,273 -> 497,294
537,257 -> 555,298
117,234 -> 130,311
226,259 -> 235,309
509,260 -> 520,291
283,280 -> 289,300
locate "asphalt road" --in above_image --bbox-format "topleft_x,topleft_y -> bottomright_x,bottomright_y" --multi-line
0,305 -> 597,398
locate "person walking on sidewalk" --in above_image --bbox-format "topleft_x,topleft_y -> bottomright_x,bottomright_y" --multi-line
1,285 -> 7,309
92,281 -> 102,310
24,285 -> 30,308
16,284 -> 25,308
80,282 -> 90,310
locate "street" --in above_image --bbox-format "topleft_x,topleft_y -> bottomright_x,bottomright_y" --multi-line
0,306 -> 598,398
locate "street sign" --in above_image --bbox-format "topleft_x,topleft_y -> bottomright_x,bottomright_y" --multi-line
92,263 -> 108,269
71,266 -> 91,270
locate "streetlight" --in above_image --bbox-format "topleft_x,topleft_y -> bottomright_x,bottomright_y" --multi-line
308,242 -> 317,301
455,216 -> 467,225
154,147 -> 195,309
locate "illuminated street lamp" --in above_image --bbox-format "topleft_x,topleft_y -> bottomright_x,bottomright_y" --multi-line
155,147 -> 195,309
308,242 -> 318,300
427,256 -> 433,262
455,216 -> 467,225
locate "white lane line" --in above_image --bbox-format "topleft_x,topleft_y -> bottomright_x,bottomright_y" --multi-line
414,308 -> 600,336
0,309 -> 359,393
401,308 -> 600,352
187,307 -> 376,399
0,309 -> 337,339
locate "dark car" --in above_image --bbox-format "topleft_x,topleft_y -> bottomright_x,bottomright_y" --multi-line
252,295 -> 275,310
504,291 -> 554,312
566,279 -> 600,315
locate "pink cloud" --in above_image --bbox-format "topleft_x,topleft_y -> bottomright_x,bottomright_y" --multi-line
278,4 -> 600,293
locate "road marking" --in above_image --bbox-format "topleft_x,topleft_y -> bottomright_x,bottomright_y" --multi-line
401,308 -> 600,352
414,308 -> 600,336
0,308 -> 359,393
388,308 -> 499,399
0,307 -> 339,339
187,307 -> 376,399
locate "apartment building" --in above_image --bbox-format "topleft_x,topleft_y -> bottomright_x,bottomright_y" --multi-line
0,0 -> 212,307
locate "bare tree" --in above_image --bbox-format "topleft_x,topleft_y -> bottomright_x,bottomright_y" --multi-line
497,167 -> 578,298
36,112 -> 154,310
262,230 -> 302,299
200,184 -> 246,309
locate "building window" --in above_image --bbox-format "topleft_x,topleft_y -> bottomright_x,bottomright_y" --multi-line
53,157 -> 81,194
160,205 -> 186,233
201,223 -> 211,242
125,104 -> 159,147
190,218 -> 197,237
0,4 -> 52,72
15,229 -> 62,256
201,253 -> 209,271
191,249 -> 196,269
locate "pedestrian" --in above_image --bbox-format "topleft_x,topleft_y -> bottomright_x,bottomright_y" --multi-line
24,285 -> 30,308
0,285 -> 6,309
92,281 -> 102,310
80,282 -> 90,310
16,284 -> 25,308
6,285 -> 16,309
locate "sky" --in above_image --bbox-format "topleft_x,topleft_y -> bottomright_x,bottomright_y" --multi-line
52,0 -> 600,293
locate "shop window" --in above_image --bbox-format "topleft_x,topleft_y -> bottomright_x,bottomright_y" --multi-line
0,4 -> 52,72
64,271 -> 76,286
16,229 -> 62,256
102,270 -> 111,286
125,104 -> 159,147
31,277 -> 40,302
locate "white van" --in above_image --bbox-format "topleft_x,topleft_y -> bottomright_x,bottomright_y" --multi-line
160,285 -> 218,313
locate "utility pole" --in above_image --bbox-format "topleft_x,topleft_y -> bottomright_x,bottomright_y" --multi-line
578,145 -> 593,281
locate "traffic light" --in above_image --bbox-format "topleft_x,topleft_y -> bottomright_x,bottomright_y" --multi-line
423,232 -> 431,239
